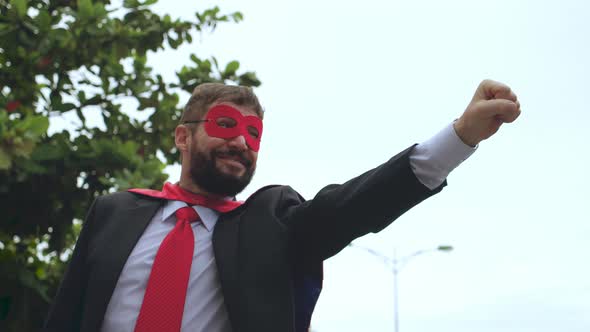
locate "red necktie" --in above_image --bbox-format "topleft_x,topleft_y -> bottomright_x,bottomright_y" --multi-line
134,206 -> 200,332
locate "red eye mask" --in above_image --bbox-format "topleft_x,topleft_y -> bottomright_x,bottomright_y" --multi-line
204,105 -> 263,152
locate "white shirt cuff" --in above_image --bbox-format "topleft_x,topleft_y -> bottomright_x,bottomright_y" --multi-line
409,122 -> 477,190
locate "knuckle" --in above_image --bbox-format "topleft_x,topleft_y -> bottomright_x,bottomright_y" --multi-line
480,79 -> 492,87
482,78 -> 497,85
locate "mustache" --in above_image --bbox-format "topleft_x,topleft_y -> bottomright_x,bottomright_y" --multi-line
214,149 -> 253,168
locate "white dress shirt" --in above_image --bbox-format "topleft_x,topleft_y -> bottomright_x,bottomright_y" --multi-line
100,122 -> 476,332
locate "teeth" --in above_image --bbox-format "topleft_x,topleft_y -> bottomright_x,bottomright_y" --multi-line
222,156 -> 243,164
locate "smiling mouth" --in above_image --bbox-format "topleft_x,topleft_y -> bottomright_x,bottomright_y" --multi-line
218,157 -> 245,168
215,155 -> 251,173
215,151 -> 251,169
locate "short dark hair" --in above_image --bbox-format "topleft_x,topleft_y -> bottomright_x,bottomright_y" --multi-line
180,83 -> 264,124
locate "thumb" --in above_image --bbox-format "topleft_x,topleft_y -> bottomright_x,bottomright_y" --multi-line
475,99 -> 521,123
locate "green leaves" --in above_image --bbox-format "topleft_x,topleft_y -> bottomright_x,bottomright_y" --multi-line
232,12 -> 244,22
123,0 -> 159,9
238,71 -> 262,86
0,1 -> 262,329
77,0 -> 94,21
0,114 -> 49,170
35,9 -> 51,33
107,158 -> 168,191
24,116 -> 49,136
31,144 -> 63,161
225,61 -> 240,76
53,102 -> 77,112
9,0 -> 27,18
0,148 -> 10,169
195,7 -> 245,31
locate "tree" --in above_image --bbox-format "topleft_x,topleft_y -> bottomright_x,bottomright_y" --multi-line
0,0 -> 260,330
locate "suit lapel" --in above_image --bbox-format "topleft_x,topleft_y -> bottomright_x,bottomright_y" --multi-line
213,210 -> 242,329
211,185 -> 281,329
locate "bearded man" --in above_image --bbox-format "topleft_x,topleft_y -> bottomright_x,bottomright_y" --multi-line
44,80 -> 521,332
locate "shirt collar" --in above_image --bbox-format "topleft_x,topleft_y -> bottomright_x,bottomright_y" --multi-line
161,200 -> 219,232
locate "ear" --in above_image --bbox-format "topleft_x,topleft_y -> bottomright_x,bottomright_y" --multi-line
175,125 -> 190,152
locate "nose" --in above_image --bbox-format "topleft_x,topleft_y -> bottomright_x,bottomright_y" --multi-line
227,134 -> 248,150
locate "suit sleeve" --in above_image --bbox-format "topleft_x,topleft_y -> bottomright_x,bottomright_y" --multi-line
283,145 -> 446,262
43,197 -> 99,332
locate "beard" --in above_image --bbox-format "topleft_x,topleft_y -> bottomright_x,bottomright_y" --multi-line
189,146 -> 255,197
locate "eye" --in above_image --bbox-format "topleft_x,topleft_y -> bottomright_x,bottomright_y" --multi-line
247,126 -> 260,139
216,117 -> 236,128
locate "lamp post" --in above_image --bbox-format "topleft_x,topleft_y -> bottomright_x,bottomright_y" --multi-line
348,243 -> 453,332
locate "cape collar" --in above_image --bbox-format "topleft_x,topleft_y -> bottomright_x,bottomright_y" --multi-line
128,182 -> 243,213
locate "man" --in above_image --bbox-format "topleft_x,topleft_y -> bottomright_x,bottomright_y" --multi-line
44,80 -> 520,332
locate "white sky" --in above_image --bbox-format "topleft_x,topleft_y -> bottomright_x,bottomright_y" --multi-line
63,0 -> 590,331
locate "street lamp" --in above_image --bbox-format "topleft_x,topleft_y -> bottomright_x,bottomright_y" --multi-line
348,243 -> 453,332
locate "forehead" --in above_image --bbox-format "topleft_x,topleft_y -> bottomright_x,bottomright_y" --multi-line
208,102 -> 260,119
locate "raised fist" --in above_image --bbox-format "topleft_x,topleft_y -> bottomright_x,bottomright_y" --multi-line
454,79 -> 521,146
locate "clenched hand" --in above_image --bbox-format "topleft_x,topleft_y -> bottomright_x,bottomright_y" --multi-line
454,79 -> 521,146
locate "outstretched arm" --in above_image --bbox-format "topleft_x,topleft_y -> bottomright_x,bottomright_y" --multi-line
285,79 -> 521,261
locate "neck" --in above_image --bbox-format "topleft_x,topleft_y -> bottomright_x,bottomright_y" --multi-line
177,176 -> 228,200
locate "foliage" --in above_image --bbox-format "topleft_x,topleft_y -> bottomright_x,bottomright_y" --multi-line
0,0 -> 260,330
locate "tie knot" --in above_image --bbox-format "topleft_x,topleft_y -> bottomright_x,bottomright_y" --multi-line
175,206 -> 200,223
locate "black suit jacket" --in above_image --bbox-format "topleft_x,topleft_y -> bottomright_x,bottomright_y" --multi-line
44,146 -> 445,332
